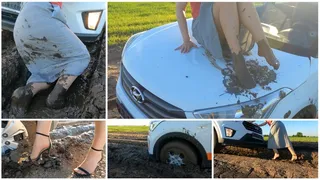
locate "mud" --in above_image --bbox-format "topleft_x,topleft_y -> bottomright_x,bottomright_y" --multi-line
214,142 -> 318,178
2,121 -> 106,178
2,30 -> 105,118
108,131 -> 212,178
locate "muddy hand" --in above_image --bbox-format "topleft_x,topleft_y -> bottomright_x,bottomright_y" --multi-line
10,86 -> 33,118
257,39 -> 280,70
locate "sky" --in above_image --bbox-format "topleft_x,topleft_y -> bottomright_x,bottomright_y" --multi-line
256,120 -> 318,136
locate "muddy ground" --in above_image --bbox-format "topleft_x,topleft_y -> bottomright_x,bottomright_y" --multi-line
108,131 -> 212,178
214,142 -> 318,178
2,30 -> 105,118
2,121 -> 106,178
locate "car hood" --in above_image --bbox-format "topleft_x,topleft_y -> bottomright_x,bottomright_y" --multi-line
122,19 -> 315,111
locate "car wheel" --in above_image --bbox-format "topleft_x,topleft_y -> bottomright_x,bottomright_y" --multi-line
159,141 -> 198,166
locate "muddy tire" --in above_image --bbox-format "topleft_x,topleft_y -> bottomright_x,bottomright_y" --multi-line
159,141 -> 198,166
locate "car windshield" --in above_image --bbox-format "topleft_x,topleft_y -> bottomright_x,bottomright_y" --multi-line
257,2 -> 318,58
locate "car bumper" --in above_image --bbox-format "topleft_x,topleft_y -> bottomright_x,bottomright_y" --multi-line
223,133 -> 266,148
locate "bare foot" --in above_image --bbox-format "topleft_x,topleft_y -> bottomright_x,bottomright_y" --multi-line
30,134 -> 50,160
74,148 -> 102,175
291,154 -> 298,161
272,153 -> 280,160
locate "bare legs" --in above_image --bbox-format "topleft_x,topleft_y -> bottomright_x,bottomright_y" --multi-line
74,121 -> 106,175
30,121 -> 51,160
272,145 -> 297,161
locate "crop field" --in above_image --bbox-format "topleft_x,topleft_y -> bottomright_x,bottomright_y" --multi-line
264,136 -> 318,142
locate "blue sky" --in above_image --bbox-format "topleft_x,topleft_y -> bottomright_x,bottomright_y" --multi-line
256,121 -> 318,136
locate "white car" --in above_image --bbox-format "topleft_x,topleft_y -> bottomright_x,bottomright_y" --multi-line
2,2 -> 106,42
213,121 -> 265,150
148,120 -> 212,167
116,2 -> 318,119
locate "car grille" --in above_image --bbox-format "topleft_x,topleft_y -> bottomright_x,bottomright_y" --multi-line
242,121 -> 262,134
121,65 -> 186,118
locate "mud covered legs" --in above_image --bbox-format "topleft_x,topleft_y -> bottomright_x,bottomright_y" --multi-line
73,121 -> 106,175
30,121 -> 52,160
46,75 -> 77,109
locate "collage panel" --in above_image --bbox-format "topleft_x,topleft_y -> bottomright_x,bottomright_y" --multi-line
214,120 -> 318,178
1,120 -> 106,178
108,120 -> 212,178
108,2 -> 318,119
2,2 -> 106,119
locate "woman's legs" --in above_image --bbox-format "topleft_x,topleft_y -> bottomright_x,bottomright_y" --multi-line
46,75 -> 78,109
288,145 -> 297,160
213,2 -> 256,89
30,121 -> 51,160
74,121 -> 106,175
272,149 -> 280,159
236,2 -> 280,69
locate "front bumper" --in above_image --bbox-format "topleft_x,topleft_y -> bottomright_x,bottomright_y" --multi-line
223,133 -> 266,148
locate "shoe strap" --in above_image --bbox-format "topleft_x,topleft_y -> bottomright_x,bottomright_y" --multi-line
91,147 -> 103,151
77,167 -> 91,176
36,132 -> 50,137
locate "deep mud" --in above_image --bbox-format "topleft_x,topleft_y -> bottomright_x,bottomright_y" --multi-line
2,30 -> 105,118
214,142 -> 318,178
108,131 -> 212,178
2,121 -> 106,178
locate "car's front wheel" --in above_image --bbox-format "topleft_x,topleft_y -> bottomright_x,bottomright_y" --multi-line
159,141 -> 198,166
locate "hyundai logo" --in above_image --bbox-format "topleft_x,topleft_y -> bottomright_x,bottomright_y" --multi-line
130,86 -> 145,104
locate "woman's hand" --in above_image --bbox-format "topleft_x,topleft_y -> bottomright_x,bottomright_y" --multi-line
175,40 -> 198,53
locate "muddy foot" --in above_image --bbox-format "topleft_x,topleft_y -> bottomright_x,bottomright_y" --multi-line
46,84 -> 67,109
10,86 -> 33,118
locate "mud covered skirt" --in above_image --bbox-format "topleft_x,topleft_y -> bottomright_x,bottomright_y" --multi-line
13,2 -> 90,84
268,121 -> 293,149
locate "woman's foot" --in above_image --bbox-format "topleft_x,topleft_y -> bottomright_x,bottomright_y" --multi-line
291,154 -> 298,161
73,147 -> 103,176
30,132 -> 51,161
272,153 -> 280,160
231,52 -> 256,89
46,84 -> 67,109
257,39 -> 280,70
10,85 -> 34,117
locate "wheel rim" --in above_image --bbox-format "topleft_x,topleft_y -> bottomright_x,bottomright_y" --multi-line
167,151 -> 185,166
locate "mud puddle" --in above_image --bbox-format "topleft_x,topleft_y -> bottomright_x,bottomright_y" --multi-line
214,142 -> 318,178
2,30 -> 105,119
108,131 -> 211,178
2,121 -> 106,178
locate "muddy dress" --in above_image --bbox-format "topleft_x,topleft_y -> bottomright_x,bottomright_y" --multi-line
268,121 -> 293,149
13,2 -> 90,84
192,2 -> 254,60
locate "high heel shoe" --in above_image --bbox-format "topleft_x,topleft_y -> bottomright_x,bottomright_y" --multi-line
73,147 -> 103,178
257,39 -> 280,70
231,52 -> 256,89
29,132 -> 52,162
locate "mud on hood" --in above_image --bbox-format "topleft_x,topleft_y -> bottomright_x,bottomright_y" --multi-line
122,20 -> 313,112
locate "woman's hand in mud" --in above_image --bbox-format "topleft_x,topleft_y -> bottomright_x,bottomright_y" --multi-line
175,40 -> 198,53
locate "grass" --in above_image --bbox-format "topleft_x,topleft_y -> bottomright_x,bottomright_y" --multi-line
108,2 -> 263,47
108,126 -> 149,133
264,136 -> 318,142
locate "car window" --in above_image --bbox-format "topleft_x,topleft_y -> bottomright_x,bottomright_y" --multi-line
257,2 -> 318,58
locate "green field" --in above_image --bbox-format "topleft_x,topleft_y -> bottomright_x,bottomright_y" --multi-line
108,126 -> 149,133
264,136 -> 318,142
108,2 -> 263,47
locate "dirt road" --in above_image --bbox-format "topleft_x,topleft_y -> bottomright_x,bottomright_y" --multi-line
2,30 -> 105,119
214,142 -> 318,178
2,121 -> 106,178
108,131 -> 212,178
108,46 -> 122,119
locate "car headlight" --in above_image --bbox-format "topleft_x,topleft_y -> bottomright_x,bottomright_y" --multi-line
193,88 -> 291,119
121,32 -> 144,58
149,121 -> 163,132
82,11 -> 102,30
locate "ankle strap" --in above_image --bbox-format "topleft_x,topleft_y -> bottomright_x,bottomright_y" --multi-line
91,147 -> 103,151
36,132 -> 50,137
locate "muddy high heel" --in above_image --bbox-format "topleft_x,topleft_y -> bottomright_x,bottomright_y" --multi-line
29,132 -> 52,162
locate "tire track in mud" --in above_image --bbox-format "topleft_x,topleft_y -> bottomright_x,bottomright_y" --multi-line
2,122 -> 106,178
108,131 -> 211,178
214,143 -> 318,178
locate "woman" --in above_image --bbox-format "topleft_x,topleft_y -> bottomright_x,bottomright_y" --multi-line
176,2 -> 280,89
11,2 -> 90,117
256,120 -> 297,161
29,121 -> 105,177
